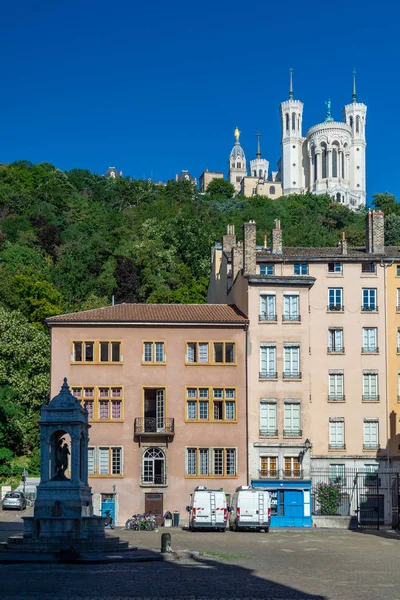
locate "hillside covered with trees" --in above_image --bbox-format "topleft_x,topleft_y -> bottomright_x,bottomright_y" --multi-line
0,160 -> 398,478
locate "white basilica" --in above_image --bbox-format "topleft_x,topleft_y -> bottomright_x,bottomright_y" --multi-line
224,71 -> 366,209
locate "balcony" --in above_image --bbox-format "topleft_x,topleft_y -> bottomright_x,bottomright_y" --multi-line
259,428 -> 278,438
283,428 -> 302,438
327,305 -> 344,312
329,443 -> 346,450
362,347 -> 379,354
134,418 -> 175,446
361,305 -> 378,312
363,443 -> 380,450
328,394 -> 345,402
327,346 -> 345,354
283,469 -> 302,479
282,315 -> 301,322
259,313 -> 277,322
259,469 -> 278,479
141,474 -> 167,486
259,371 -> 278,380
362,395 -> 379,402
283,371 -> 301,380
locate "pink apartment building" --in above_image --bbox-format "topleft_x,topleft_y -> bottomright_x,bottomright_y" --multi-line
208,213 -> 399,525
47,304 -> 247,525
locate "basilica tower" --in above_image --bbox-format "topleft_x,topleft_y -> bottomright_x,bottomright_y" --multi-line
228,127 -> 247,193
280,69 -> 305,195
342,71 -> 367,205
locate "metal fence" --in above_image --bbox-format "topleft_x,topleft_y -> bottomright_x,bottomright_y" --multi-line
311,468 -> 400,529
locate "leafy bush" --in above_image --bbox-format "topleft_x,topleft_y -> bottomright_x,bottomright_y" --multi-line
316,481 -> 342,515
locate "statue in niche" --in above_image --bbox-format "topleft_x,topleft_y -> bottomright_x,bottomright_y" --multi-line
53,438 -> 70,480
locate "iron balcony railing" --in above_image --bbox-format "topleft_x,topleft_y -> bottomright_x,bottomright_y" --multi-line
283,470 -> 303,479
282,314 -> 301,322
134,418 -> 174,435
259,429 -> 278,438
283,428 -> 302,438
141,474 -> 167,485
363,443 -> 380,450
361,305 -> 378,312
259,469 -> 278,479
259,371 -> 278,380
327,304 -> 344,312
283,371 -> 301,380
329,442 -> 346,450
328,394 -> 345,402
362,395 -> 379,402
327,346 -> 345,353
362,347 -> 379,353
259,312 -> 277,322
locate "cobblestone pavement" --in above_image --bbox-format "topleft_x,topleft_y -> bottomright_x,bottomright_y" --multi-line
1,514 -> 400,600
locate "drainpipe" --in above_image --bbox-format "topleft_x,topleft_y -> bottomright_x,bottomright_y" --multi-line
245,322 -> 249,486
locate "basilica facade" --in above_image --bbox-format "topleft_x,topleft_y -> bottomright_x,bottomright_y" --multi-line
220,71 -> 367,208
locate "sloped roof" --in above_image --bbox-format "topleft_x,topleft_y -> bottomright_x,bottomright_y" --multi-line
46,303 -> 248,325
255,246 -> 400,261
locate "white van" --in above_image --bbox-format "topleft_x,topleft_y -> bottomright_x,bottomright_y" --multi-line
229,486 -> 271,532
186,486 -> 228,531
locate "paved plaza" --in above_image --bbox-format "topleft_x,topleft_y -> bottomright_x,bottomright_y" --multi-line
0,510 -> 400,600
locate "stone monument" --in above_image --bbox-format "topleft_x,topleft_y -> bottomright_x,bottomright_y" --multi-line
5,379 -> 127,553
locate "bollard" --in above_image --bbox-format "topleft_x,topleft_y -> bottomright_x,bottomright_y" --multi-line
161,532 -> 172,553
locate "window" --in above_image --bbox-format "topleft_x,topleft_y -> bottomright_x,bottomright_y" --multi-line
364,420 -> 379,450
329,419 -> 345,449
329,464 -> 345,484
72,386 -> 123,421
328,262 -> 342,274
259,294 -> 276,321
142,447 -> 166,484
185,387 -> 236,422
328,373 -> 344,401
398,329 -> 400,352
260,456 -> 277,478
292,112 -> 296,130
260,401 -> 277,436
186,342 -> 236,365
71,341 -> 123,363
328,328 -> 344,352
88,446 -> 123,476
284,456 -> 301,478
397,289 -> 400,311
362,288 -> 377,311
283,294 -> 300,321
259,264 -> 274,275
362,328 -> 377,353
143,342 -> 166,364
260,344 -> 277,378
362,263 -> 376,274
99,341 -> 122,363
332,149 -> 338,178
328,288 -> 343,310
284,402 -> 301,436
185,448 -> 237,477
397,265 -> 400,276
186,342 -> 209,364
398,372 -> 400,401
283,345 -> 300,378
363,373 -> 379,401
294,263 -> 308,275
269,186 -> 276,195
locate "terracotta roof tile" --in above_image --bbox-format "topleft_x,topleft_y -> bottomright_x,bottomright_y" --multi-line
46,303 -> 248,325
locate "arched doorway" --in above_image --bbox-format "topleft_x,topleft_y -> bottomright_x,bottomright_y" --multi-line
142,447 -> 166,485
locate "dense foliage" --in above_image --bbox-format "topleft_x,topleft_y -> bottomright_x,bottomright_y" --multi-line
0,160 -> 398,478
316,481 -> 343,515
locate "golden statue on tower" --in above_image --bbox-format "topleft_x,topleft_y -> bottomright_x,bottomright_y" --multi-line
234,127 -> 240,142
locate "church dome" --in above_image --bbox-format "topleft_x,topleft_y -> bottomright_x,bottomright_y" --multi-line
230,141 -> 246,160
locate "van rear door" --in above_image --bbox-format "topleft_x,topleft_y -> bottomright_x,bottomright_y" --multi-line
194,492 -> 210,524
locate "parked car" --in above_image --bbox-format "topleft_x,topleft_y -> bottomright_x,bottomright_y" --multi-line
186,486 -> 228,531
229,485 -> 271,532
2,492 -> 27,511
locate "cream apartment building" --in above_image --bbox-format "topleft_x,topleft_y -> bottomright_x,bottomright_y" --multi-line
47,304 -> 247,526
208,212 -> 399,523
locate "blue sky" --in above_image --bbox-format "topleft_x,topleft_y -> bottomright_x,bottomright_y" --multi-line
0,0 -> 398,202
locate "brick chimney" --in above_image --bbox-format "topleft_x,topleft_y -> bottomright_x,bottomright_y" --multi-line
232,241 -> 243,279
340,231 -> 347,255
243,221 -> 257,276
271,218 -> 282,254
366,210 -> 385,254
222,224 -> 236,255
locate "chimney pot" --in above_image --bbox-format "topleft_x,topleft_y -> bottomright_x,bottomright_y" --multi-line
272,218 -> 283,255
243,221 -> 257,275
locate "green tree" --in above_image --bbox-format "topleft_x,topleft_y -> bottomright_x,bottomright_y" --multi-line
207,178 -> 235,199
372,192 -> 399,215
385,213 -> 400,245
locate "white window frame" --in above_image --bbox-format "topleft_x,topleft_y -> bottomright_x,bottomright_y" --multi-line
362,328 -> 377,352
363,420 -> 379,450
328,288 -> 343,310
283,294 -> 299,320
283,402 -> 301,436
260,344 -> 277,377
283,345 -> 300,378
329,420 -> 345,449
259,293 -> 276,321
363,373 -> 379,401
328,373 -> 344,400
328,328 -> 343,352
260,400 -> 277,436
